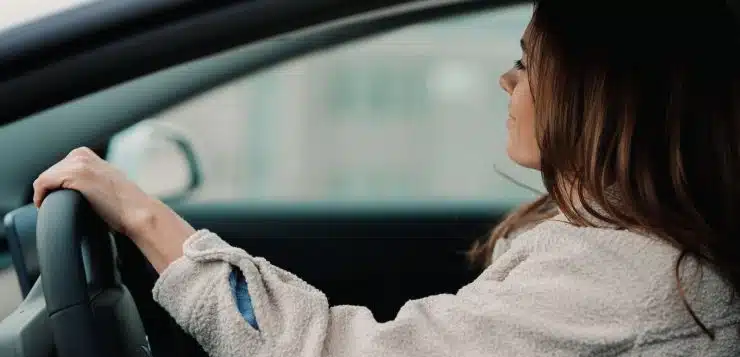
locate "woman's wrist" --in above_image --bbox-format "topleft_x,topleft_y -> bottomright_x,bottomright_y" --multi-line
126,198 -> 197,273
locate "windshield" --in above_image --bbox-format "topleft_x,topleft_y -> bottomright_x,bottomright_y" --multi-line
0,0 -> 95,33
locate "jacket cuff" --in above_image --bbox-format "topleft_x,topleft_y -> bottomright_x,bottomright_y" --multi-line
152,230 -> 267,356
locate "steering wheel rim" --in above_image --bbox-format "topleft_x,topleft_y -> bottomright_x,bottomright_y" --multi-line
36,190 -> 149,357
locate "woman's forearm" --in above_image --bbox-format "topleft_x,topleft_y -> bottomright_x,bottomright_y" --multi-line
127,199 -> 196,273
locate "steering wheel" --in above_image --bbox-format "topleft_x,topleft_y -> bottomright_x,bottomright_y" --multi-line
36,190 -> 150,357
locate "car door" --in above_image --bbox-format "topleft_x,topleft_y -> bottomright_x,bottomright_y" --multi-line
0,1 -> 538,357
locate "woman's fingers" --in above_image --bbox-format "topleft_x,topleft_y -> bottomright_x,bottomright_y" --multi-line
32,147 -> 100,208
33,160 -> 66,208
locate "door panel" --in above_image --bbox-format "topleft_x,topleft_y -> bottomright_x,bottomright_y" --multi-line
179,204 -> 500,315
117,205 -> 504,357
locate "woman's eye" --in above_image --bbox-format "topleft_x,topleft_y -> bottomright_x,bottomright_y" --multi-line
514,59 -> 525,70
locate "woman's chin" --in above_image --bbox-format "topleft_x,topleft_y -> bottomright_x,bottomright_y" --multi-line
505,143 -> 521,165
506,144 -> 540,170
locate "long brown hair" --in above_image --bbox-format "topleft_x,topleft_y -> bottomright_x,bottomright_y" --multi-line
470,1 -> 740,338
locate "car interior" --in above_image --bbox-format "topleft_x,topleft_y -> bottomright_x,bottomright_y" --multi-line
0,1 -> 542,356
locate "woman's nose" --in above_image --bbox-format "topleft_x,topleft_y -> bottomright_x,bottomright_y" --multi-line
499,69 -> 516,94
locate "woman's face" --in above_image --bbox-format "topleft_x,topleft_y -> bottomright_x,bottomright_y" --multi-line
499,25 -> 540,170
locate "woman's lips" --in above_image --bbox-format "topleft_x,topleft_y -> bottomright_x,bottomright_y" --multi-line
507,115 -> 515,128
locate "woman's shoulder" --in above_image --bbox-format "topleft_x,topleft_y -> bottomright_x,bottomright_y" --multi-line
509,213 -> 678,258
494,216 -> 740,340
507,214 -> 711,290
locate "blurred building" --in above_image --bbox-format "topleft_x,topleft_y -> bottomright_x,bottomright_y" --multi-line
120,5 -> 544,205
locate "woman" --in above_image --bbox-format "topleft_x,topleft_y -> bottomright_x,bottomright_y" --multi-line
32,1 -> 740,356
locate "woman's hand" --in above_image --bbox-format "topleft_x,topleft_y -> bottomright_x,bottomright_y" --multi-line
34,147 -> 154,235
33,147 -> 196,272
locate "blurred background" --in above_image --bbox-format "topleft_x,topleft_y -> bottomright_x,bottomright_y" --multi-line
109,3 -> 543,205
0,1 -> 543,318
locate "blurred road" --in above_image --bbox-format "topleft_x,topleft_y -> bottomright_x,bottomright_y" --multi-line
0,268 -> 22,320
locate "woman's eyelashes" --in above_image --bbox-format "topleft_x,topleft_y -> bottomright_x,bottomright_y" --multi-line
514,59 -> 525,70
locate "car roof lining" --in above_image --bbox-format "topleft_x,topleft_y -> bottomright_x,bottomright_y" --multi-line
0,0 -> 248,80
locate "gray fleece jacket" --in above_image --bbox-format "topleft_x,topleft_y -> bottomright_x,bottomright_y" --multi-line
152,213 -> 740,356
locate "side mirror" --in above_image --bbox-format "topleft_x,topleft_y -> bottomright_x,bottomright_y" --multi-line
107,121 -> 202,204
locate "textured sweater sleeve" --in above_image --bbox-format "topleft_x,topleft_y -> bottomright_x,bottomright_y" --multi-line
150,230 -> 592,357
151,229 -> 736,357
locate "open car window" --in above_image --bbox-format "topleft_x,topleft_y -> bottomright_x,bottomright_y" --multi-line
107,4 -> 544,208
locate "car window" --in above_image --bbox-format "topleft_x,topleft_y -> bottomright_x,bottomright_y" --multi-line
107,4 -> 544,207
0,0 -> 95,33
